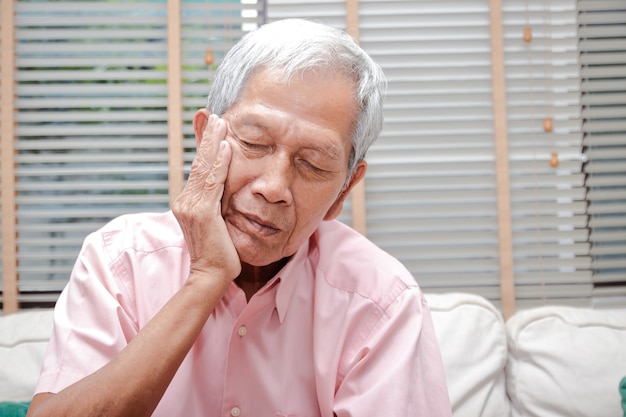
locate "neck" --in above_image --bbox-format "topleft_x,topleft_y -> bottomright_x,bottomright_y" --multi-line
235,258 -> 289,301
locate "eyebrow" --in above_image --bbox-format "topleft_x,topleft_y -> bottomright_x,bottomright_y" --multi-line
232,114 -> 271,133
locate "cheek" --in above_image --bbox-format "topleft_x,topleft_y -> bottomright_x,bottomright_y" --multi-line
293,187 -> 339,225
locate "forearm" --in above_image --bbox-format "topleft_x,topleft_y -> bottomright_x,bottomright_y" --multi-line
27,272 -> 231,417
28,114 -> 236,417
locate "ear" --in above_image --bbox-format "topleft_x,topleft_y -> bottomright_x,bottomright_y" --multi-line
323,160 -> 368,221
193,109 -> 211,148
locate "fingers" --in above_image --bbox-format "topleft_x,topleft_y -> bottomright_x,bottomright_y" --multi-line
197,114 -> 225,167
202,139 -> 231,212
173,115 -> 231,216
171,115 -> 239,280
185,115 -> 228,196
189,114 -> 224,177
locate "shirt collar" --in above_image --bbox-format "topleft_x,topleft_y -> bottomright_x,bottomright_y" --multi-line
273,234 -> 315,323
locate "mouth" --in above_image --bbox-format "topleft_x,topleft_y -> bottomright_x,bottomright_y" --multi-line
240,212 -> 282,236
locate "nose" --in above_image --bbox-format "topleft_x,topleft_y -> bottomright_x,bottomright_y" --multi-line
250,152 -> 293,205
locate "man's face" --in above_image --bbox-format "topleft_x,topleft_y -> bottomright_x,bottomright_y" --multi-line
220,68 -> 359,267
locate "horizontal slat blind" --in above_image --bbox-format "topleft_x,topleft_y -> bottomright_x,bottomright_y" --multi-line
267,0 -> 347,27
579,0 -> 626,308
502,0 -> 591,308
359,0 -> 506,305
13,1 -> 171,306
7,0 -> 263,308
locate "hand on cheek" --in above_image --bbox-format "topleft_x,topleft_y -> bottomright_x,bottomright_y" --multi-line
172,115 -> 241,285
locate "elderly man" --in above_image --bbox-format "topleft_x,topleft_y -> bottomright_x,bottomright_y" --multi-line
27,18 -> 451,417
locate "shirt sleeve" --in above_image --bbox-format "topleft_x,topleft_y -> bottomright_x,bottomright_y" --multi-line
332,287 -> 452,417
35,228 -> 139,394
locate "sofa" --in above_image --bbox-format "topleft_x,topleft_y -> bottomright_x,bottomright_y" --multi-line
1,292 -> 625,417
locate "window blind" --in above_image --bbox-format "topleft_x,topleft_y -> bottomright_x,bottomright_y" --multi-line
502,0 -> 591,308
13,0 -> 171,306
356,0 -> 504,304
579,0 -> 626,308
4,0 -> 264,308
268,0 -> 591,309
2,0 -> 609,311
267,0 -> 347,27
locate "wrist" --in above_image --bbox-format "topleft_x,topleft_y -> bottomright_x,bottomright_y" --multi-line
185,268 -> 233,297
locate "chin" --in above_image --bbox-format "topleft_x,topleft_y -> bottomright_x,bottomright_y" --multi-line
235,245 -> 278,267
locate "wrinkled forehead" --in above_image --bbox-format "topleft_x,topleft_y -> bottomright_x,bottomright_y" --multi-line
243,65 -> 361,132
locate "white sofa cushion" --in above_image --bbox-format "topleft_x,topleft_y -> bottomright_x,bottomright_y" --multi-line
506,305 -> 626,417
0,309 -> 54,402
426,292 -> 510,417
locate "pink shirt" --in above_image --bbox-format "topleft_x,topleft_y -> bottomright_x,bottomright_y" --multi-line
36,211 -> 451,417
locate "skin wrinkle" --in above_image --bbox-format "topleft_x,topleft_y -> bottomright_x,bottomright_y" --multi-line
228,105 -> 344,164
227,126 -> 343,177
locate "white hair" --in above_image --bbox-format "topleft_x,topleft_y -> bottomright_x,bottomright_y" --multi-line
206,18 -> 387,186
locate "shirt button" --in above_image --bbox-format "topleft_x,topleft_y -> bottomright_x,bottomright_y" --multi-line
231,406 -> 241,416
237,326 -> 247,337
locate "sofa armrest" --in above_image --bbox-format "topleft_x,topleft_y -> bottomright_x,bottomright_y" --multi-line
426,292 -> 510,417
506,306 -> 626,417
0,310 -> 54,402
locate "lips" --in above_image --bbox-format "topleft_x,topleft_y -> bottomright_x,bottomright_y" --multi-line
243,212 -> 281,234
225,197 -> 290,239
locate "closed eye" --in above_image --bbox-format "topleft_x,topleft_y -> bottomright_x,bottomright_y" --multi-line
296,158 -> 336,179
241,140 -> 263,149
298,158 -> 324,172
236,137 -> 271,156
